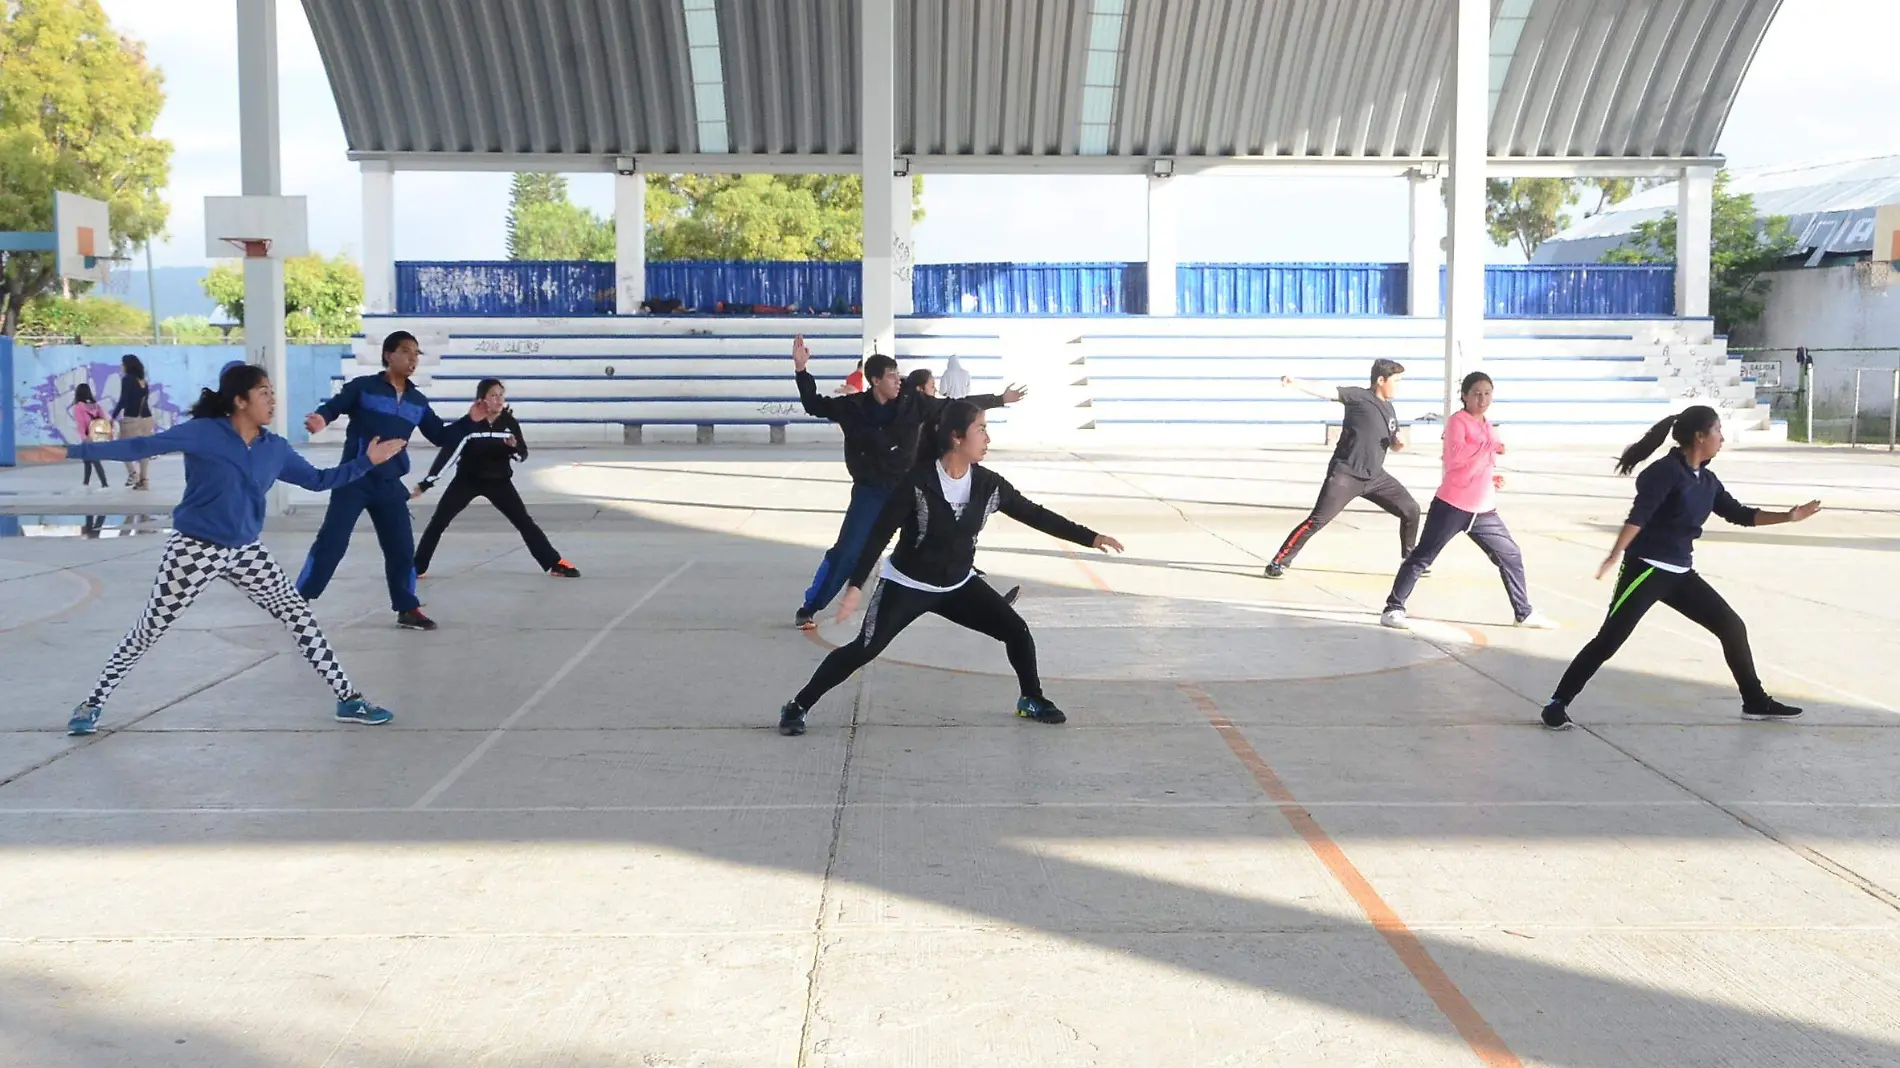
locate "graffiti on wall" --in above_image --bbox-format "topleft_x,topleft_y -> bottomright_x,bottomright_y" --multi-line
20,363 -> 183,445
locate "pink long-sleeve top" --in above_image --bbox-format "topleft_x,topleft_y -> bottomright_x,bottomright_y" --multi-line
1436,408 -> 1502,513
70,401 -> 108,439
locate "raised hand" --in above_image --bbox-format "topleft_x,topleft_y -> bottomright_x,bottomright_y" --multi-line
304,412 -> 327,434
1002,383 -> 1029,404
468,401 -> 487,421
1093,534 -> 1125,554
1789,499 -> 1822,522
792,334 -> 811,373
834,585 -> 862,624
365,436 -> 408,466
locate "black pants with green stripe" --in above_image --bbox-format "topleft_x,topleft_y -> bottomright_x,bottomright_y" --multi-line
1553,561 -> 1765,706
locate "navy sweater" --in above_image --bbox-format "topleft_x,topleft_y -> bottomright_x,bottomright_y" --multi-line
1624,450 -> 1759,569
69,419 -> 373,547
314,373 -> 454,482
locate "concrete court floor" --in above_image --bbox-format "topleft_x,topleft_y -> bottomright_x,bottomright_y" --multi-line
1,439 -> 1898,1067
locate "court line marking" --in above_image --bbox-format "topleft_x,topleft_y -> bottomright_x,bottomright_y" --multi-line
408,560 -> 695,810
1184,683 -> 1523,1068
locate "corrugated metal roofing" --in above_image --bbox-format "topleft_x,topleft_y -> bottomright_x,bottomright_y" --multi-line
1536,154 -> 1900,262
302,0 -> 1784,163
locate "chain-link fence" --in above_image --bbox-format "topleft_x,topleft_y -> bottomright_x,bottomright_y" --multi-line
1729,346 -> 1900,445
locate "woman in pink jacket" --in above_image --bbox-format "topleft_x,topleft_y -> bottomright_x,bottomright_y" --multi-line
1380,372 -> 1556,630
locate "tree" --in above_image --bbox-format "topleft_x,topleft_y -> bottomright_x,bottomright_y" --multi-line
203,253 -> 365,340
159,314 -> 223,343
1484,178 -> 1649,260
0,0 -> 171,335
1603,170 -> 1797,334
506,174 -> 613,260
645,174 -> 925,261
16,294 -> 151,340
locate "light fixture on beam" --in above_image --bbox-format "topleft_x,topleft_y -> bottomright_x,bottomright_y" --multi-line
893,157 -> 911,177
1152,158 -> 1174,178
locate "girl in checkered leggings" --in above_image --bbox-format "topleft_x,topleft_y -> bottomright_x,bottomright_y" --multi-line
54,364 -> 408,735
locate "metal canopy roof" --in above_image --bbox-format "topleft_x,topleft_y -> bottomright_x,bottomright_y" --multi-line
304,0 -> 1783,172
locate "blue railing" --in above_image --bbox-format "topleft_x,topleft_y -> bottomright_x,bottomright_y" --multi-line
395,261 -> 1678,318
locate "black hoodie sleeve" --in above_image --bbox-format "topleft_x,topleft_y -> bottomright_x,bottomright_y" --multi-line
503,410 -> 529,462
848,478 -> 919,590
797,369 -> 857,423
994,474 -> 1099,548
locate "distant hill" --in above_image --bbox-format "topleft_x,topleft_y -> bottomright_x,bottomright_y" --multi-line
92,266 -> 222,323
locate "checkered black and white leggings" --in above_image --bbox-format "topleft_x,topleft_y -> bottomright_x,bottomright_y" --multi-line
86,533 -> 356,708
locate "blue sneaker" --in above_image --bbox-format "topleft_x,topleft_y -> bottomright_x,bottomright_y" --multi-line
1015,696 -> 1067,724
335,696 -> 394,725
67,703 -> 102,736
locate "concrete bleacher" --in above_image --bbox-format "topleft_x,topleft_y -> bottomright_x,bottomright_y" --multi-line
316,315 -> 1779,448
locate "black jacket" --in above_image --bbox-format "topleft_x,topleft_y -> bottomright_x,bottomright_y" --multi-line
112,376 -> 151,420
849,461 -> 1100,590
1623,449 -> 1758,569
419,409 -> 529,488
796,370 -> 1005,489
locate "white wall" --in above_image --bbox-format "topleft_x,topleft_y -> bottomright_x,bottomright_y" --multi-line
1736,263 -> 1900,437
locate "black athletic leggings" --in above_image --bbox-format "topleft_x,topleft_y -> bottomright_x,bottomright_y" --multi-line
415,476 -> 563,574
1274,468 -> 1421,565
796,577 -> 1041,708
1552,561 -> 1765,706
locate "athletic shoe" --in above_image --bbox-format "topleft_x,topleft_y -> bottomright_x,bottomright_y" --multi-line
1541,699 -> 1575,731
777,700 -> 808,736
396,609 -> 438,631
1002,585 -> 1021,606
548,561 -> 581,578
1516,611 -> 1560,630
335,696 -> 394,725
1379,609 -> 1408,629
1016,696 -> 1067,724
67,703 -> 101,736
1264,563 -> 1287,579
1742,697 -> 1803,721
794,609 -> 817,630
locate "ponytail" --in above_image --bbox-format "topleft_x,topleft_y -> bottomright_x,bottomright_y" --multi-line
190,363 -> 270,420
935,400 -> 984,457
1614,404 -> 1720,476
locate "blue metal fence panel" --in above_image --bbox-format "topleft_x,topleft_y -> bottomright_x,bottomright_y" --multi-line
399,262 -> 615,316
1441,265 -> 1676,317
912,262 -> 1145,315
1177,263 -> 1407,315
642,261 -> 861,311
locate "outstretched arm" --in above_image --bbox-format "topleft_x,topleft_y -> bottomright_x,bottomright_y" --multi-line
307,376 -> 361,433
996,478 -> 1122,553
277,438 -> 406,491
1281,377 -> 1342,402
1743,497 -> 1821,528
61,421 -> 192,463
416,416 -> 476,491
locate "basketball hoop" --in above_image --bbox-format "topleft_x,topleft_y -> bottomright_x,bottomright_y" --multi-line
221,238 -> 273,258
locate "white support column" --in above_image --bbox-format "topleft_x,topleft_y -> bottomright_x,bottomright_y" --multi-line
237,0 -> 289,514
1406,168 -> 1444,318
1676,164 -> 1715,319
361,160 -> 395,315
859,0 -> 896,357
891,175 -> 914,316
1443,0 -> 1489,417
1146,174 -> 1178,316
615,166 -> 647,314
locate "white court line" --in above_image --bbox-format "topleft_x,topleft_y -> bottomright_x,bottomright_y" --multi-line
8,799 -> 1899,817
407,559 -> 695,810
1533,582 -> 1900,717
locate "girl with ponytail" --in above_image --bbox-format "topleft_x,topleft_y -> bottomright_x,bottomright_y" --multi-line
774,402 -> 1123,737
1539,405 -> 1822,730
49,363 -> 409,735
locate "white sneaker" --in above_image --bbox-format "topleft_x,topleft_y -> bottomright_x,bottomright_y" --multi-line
1379,609 -> 1409,629
1516,611 -> 1559,630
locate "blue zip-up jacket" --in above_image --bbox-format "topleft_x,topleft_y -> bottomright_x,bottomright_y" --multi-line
314,373 -> 454,481
68,418 -> 374,547
1623,449 -> 1759,569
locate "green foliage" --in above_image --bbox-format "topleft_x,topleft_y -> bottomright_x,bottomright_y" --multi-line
203,253 -> 365,340
0,0 -> 172,334
159,314 -> 223,343
17,294 -> 151,339
506,174 -> 614,260
1485,179 -> 1575,260
645,174 -> 925,261
1602,170 -> 1797,334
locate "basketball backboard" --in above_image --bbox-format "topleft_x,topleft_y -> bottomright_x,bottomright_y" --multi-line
53,192 -> 112,284
204,195 -> 310,259
1875,204 -> 1900,265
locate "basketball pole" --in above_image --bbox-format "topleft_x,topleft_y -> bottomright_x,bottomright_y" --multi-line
237,0 -> 290,517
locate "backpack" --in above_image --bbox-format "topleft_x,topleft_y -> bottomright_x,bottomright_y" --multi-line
87,416 -> 113,443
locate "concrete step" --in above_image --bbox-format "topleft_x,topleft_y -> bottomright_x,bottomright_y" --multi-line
1080,356 -> 1652,380
1084,379 -> 1666,401
367,374 -> 1013,401
407,353 -> 1007,380
1080,337 -> 1652,359
1085,398 -> 1677,424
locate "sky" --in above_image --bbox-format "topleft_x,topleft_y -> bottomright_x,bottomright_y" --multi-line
100,0 -> 1900,271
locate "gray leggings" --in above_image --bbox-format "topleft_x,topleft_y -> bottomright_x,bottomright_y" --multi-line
1384,496 -> 1532,620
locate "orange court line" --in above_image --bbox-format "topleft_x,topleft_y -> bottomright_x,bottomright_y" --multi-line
1181,683 -> 1524,1068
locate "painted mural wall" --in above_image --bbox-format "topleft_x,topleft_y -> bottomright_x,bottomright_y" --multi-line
7,344 -> 344,449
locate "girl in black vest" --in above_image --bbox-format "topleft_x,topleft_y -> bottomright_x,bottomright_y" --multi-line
413,379 -> 579,578
777,401 -> 1123,735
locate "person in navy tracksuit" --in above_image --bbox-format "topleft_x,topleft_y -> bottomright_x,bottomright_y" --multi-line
298,330 -> 476,630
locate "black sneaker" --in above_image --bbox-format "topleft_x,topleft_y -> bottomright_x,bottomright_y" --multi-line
1002,585 -> 1021,606
547,560 -> 581,578
1541,699 -> 1575,731
1016,696 -> 1067,724
1264,562 -> 1287,579
396,609 -> 438,631
793,608 -> 816,630
1743,697 -> 1803,721
777,700 -> 808,736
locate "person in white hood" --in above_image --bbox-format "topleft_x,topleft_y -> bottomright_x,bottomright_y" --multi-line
939,353 -> 973,399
